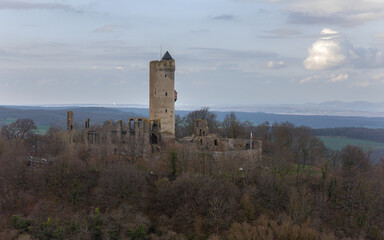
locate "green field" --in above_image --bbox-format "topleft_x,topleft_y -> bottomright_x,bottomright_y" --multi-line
0,118 -> 17,125
319,136 -> 384,151
35,125 -> 50,135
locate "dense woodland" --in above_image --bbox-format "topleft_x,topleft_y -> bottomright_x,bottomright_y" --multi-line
1,109 -> 384,239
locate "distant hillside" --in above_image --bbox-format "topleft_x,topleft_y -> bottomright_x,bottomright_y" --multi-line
0,106 -> 143,128
1,106 -> 384,130
174,110 -> 384,129
209,111 -> 384,129
211,101 -> 384,117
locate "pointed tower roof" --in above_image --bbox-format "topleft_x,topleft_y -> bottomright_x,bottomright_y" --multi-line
162,51 -> 173,60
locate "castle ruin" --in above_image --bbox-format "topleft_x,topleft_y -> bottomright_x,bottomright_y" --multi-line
66,51 -> 262,161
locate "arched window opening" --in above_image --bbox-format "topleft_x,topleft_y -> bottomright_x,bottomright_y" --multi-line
129,119 -> 135,130
151,133 -> 158,144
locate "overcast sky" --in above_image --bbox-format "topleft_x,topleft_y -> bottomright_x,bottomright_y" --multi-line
0,0 -> 384,107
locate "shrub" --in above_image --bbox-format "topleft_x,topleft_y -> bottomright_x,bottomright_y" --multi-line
11,215 -> 33,233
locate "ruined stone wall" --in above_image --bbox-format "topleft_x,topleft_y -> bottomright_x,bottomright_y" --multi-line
127,117 -> 150,146
149,58 -> 176,135
212,148 -> 262,168
194,119 -> 209,137
222,139 -> 262,152
195,134 -> 226,152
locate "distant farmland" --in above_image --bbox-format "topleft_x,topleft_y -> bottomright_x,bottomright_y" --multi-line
319,136 -> 384,152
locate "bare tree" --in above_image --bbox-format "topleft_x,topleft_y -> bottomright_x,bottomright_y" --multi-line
221,112 -> 242,138
181,107 -> 219,137
1,119 -> 37,140
126,137 -> 145,165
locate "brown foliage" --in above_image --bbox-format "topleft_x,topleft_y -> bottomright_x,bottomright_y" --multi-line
227,215 -> 337,240
0,120 -> 384,239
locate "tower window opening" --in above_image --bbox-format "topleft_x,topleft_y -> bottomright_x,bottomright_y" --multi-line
165,92 -> 168,96
214,139 -> 218,146
165,109 -> 168,113
129,119 -> 135,130
165,75 -> 167,77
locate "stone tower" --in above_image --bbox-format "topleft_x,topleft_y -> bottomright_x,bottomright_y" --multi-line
149,51 -> 177,136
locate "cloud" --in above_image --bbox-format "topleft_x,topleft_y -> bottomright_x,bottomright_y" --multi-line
291,0 -> 384,26
36,78 -> 56,86
303,29 -> 349,70
299,72 -> 349,84
328,73 -> 349,83
178,48 -> 282,74
263,0 -> 384,26
372,72 -> 384,80
320,28 -> 339,35
209,14 -> 236,21
267,60 -> 285,69
177,66 -> 218,75
350,81 -> 371,87
0,0 -> 74,11
189,47 -> 277,60
261,28 -> 301,39
304,28 -> 384,70
374,33 -> 384,41
349,72 -> 384,87
299,75 -> 320,84
93,24 -> 130,33
288,13 -> 357,27
190,29 -> 210,34
352,48 -> 384,68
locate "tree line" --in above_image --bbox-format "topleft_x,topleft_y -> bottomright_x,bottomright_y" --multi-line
0,113 -> 383,239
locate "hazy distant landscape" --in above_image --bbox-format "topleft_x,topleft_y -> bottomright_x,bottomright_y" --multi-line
3,101 -> 384,129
